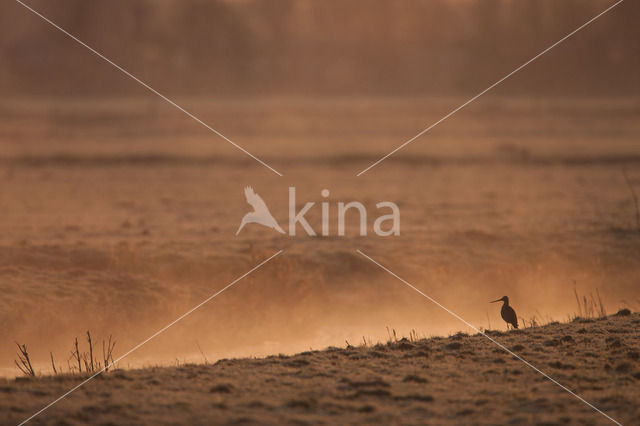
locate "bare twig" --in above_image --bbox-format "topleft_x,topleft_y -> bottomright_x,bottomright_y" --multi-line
573,281 -> 582,318
15,343 -> 35,377
72,337 -> 81,373
595,288 -> 606,317
102,335 -> 116,372
195,341 -> 208,364
87,331 -> 95,373
50,352 -> 57,375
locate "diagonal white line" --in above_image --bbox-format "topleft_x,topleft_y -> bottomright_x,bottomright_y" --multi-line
356,0 -> 625,176
356,249 -> 622,425
18,249 -> 284,425
14,0 -> 283,177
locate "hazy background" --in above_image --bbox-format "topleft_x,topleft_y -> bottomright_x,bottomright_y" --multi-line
1,0 -> 639,96
1,0 -> 639,377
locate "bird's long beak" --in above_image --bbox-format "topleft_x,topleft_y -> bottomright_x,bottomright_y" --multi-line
235,223 -> 245,236
490,298 -> 502,303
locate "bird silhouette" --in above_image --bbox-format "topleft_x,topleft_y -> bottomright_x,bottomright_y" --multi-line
236,186 -> 285,235
491,296 -> 518,330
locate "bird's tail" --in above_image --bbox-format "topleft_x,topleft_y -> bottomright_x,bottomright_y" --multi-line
273,222 -> 285,234
235,220 -> 246,235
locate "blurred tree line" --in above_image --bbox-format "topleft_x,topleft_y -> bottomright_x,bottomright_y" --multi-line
0,0 -> 637,96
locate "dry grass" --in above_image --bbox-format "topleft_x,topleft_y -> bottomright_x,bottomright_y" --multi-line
511,287 -> 608,330
14,343 -> 35,377
14,332 -> 116,377
573,286 -> 607,320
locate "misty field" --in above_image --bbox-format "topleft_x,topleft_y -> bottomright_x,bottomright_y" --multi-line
1,97 -> 639,424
